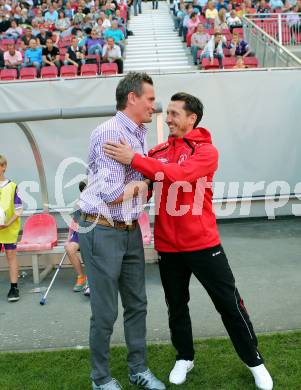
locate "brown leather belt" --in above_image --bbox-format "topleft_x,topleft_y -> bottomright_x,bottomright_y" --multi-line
81,212 -> 138,231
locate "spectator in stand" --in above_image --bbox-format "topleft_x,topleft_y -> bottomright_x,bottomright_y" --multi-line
104,19 -> 125,54
182,4 -> 194,42
36,25 -> 52,47
100,11 -> 112,29
237,1 -> 255,17
200,32 -> 224,68
187,12 -> 200,34
19,8 -> 32,25
229,31 -> 253,57
64,36 -> 85,71
64,2 -> 75,19
73,6 -> 85,25
20,26 -> 35,51
269,0 -> 284,9
4,43 -> 22,75
287,5 -> 301,40
133,0 -> 142,16
191,23 -> 210,64
227,10 -> 242,33
86,28 -> 104,55
215,8 -> 228,30
23,38 -> 42,74
55,10 -> 71,36
216,0 -> 228,11
191,0 -> 202,14
152,0 -> 159,10
42,37 -> 60,71
205,1 -> 219,25
94,17 -> 105,35
4,19 -> 22,41
175,3 -> 186,36
34,8 -> 45,24
257,0 -> 271,13
31,19 -> 41,37
45,5 -> 59,24
102,36 -> 123,73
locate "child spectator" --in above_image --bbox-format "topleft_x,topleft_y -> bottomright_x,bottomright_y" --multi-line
0,155 -> 23,302
64,181 -> 89,296
229,31 -> 252,57
200,32 -> 224,68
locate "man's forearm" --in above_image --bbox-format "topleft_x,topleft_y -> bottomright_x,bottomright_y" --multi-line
109,181 -> 148,205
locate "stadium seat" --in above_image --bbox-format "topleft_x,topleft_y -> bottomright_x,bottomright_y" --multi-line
0,38 -> 14,49
60,65 -> 77,77
20,67 -> 37,80
244,57 -> 258,68
17,213 -> 58,251
223,57 -> 237,69
41,66 -> 58,78
80,63 -> 98,76
138,211 -> 152,245
0,68 -> 18,81
100,63 -> 118,75
201,58 -> 220,70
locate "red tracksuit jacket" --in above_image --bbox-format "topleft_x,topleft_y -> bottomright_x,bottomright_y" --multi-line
131,127 -> 221,252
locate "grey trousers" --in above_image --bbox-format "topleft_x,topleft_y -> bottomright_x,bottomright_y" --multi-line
79,220 -> 147,385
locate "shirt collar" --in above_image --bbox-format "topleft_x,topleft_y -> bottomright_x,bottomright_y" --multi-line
116,111 -> 147,138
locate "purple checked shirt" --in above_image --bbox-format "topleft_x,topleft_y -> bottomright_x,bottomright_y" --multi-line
79,111 -> 147,222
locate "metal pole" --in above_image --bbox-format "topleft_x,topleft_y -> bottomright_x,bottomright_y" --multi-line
278,13 -> 282,46
16,122 -> 49,212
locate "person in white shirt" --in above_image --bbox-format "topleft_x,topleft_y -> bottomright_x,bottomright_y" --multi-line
102,37 -> 123,73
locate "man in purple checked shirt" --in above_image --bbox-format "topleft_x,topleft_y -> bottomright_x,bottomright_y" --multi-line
78,72 -> 166,390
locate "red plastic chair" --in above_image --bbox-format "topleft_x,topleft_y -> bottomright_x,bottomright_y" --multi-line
80,63 -> 98,76
60,65 -> 77,77
0,68 -> 18,81
100,62 -> 118,75
138,211 -> 152,245
20,67 -> 37,80
201,58 -> 220,70
223,57 -> 237,69
243,57 -> 258,68
41,66 -> 58,78
17,213 -> 58,251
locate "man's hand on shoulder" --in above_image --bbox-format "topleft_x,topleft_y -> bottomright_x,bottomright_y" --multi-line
103,138 -> 135,164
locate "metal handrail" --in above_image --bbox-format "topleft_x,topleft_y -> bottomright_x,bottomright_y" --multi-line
242,15 -> 301,67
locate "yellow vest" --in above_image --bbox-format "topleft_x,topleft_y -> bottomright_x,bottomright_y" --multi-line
0,181 -> 21,244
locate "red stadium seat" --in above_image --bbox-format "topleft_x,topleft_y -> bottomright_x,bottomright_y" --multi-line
201,58 -> 220,70
60,65 -> 77,77
41,66 -> 58,78
100,62 -> 118,75
80,63 -> 98,76
1,38 -> 14,49
17,214 -> 58,251
243,57 -> 258,68
20,67 -> 37,80
0,68 -> 18,81
223,57 -> 237,69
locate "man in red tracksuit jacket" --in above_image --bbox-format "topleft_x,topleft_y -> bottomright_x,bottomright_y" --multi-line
103,92 -> 273,390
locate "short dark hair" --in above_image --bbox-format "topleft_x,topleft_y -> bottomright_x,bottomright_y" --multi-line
190,12 -> 197,18
171,92 -> 204,127
79,180 -> 87,192
116,72 -> 153,111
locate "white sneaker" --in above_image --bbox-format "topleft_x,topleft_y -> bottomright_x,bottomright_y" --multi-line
169,360 -> 194,385
248,364 -> 273,390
